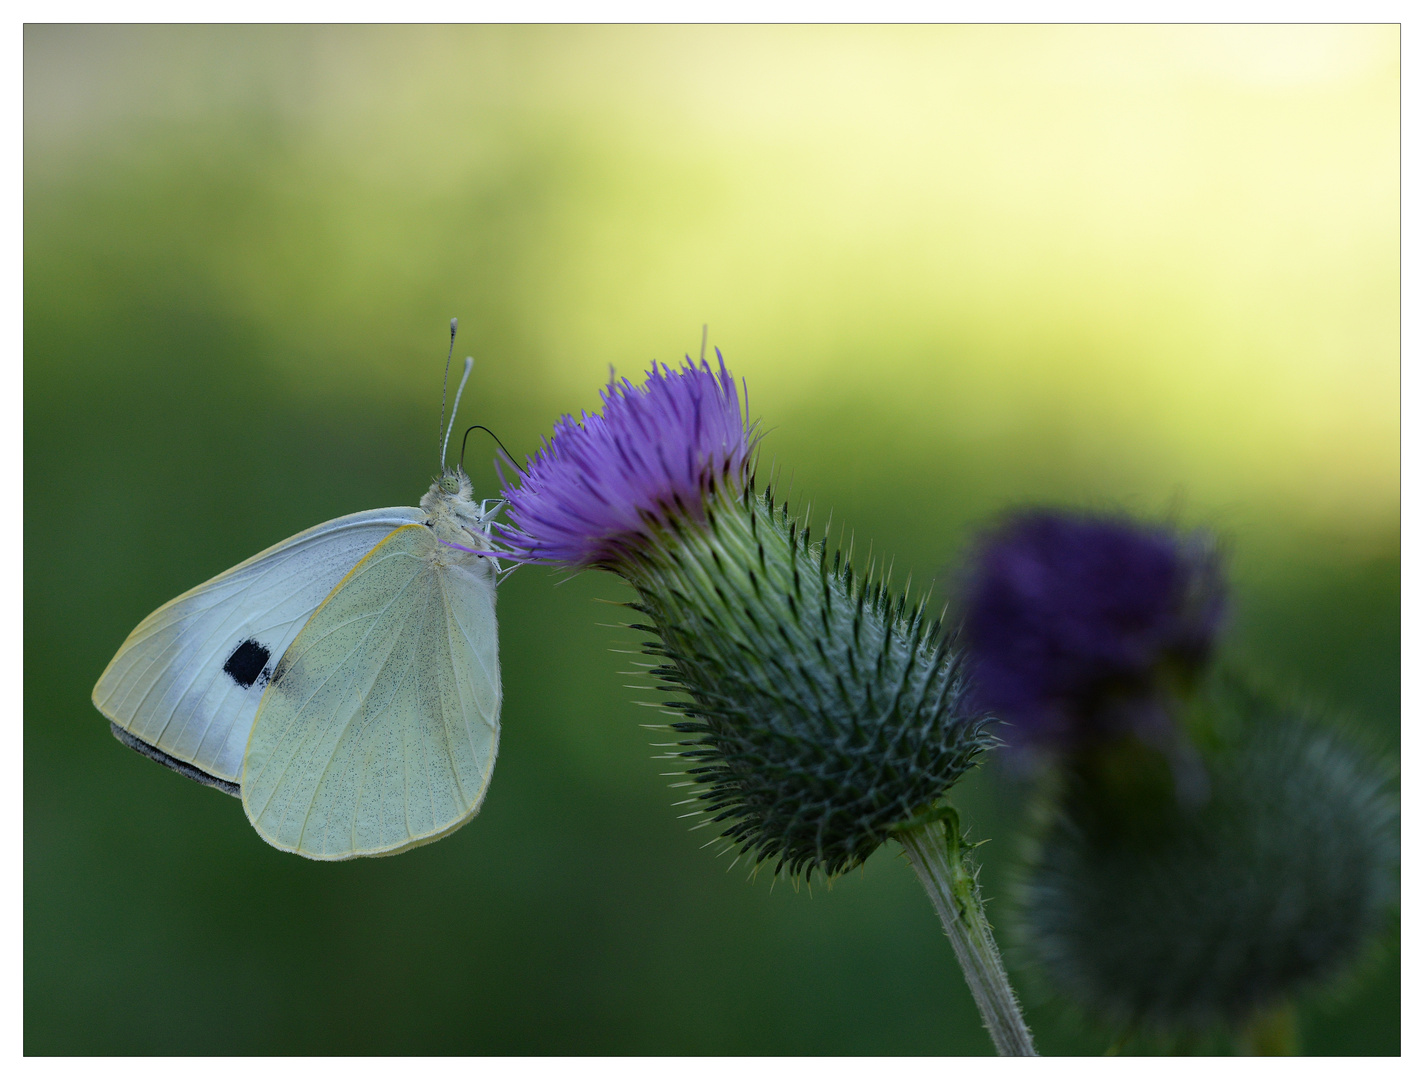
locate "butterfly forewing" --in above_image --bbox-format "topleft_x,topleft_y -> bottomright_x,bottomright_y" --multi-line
241,523 -> 501,860
92,508 -> 425,784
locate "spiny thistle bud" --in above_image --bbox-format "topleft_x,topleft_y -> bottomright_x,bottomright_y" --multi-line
499,355 -> 994,878
1016,672 -> 1399,1038
960,509 -> 1226,753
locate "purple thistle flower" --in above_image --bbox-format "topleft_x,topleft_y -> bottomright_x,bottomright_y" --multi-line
497,353 -> 992,880
497,354 -> 754,568
500,351 -> 1035,1052
961,510 -> 1226,750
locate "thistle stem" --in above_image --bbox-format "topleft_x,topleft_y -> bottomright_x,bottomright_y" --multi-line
898,814 -> 1037,1056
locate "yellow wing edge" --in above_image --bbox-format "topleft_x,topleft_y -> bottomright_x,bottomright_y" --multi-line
250,783 -> 496,862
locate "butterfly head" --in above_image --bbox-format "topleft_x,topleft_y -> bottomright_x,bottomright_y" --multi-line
425,467 -> 475,510
422,468 -> 495,555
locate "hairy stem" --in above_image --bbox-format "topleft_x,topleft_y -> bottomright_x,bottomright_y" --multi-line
898,813 -> 1037,1056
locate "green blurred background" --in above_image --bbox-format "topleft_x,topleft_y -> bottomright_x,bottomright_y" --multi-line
25,25 -> 1398,1055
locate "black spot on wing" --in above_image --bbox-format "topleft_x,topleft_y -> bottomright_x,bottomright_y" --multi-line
223,639 -> 271,689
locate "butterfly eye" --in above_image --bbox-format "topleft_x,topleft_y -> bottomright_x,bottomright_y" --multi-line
439,473 -> 460,494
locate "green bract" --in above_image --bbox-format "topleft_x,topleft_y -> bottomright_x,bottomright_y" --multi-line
626,480 -> 995,879
498,357 -> 993,880
1016,675 -> 1398,1037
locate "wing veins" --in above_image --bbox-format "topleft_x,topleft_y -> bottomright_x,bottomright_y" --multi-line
121,533 -> 348,724
310,567 -> 437,855
438,572 -> 478,805
433,573 -> 468,808
246,558 -> 425,818
111,522 -> 406,762
264,550 -> 425,676
267,610 -> 414,845
106,511 -> 417,694
445,574 -> 500,731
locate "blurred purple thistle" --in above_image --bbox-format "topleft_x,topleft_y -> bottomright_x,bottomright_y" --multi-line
961,509 -> 1226,750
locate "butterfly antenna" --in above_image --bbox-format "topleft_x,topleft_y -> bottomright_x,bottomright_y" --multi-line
436,317 -> 458,466
442,356 -> 475,470
461,424 -> 527,476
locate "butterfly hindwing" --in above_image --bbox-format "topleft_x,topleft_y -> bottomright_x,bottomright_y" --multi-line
92,507 -> 425,785
240,523 -> 501,860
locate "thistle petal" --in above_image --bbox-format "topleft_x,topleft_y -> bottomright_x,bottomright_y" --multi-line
498,353 -> 753,567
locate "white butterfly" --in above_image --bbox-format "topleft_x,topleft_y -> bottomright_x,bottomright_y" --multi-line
93,323 -> 504,860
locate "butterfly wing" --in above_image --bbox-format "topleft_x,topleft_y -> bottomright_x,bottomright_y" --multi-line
240,524 -> 501,860
93,507 -> 426,786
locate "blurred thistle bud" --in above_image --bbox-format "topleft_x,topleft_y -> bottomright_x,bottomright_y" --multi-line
960,509 -> 1226,753
1015,672 -> 1399,1044
497,354 -> 995,879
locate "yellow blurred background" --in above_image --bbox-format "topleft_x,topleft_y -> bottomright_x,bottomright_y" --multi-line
27,25 -> 1399,526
